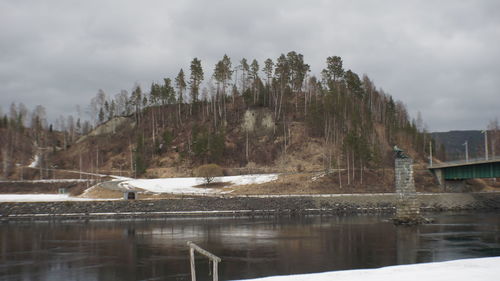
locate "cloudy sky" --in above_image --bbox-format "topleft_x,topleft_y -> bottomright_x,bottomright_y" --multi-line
0,0 -> 499,131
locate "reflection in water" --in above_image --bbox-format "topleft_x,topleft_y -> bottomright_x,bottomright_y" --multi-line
0,212 -> 499,281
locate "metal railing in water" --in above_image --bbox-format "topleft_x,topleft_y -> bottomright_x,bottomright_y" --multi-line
187,241 -> 221,281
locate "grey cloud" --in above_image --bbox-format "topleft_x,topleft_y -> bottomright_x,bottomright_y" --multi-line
0,0 -> 499,131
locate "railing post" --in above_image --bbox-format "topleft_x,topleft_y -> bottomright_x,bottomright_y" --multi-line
190,247 -> 196,281
213,260 -> 218,281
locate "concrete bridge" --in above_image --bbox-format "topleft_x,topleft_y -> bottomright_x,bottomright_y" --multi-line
428,156 -> 500,191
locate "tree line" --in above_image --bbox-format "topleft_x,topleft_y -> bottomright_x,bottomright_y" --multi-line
1,51 -> 453,180
81,52 -> 432,178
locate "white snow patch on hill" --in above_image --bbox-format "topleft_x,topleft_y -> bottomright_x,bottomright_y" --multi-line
28,155 -> 39,168
0,194 -> 99,202
109,176 -> 133,181
122,174 -> 278,194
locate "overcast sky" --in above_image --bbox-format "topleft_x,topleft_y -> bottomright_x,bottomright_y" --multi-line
1,0 -> 499,131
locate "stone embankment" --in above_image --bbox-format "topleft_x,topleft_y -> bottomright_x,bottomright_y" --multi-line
1,192 -> 500,221
0,180 -> 95,195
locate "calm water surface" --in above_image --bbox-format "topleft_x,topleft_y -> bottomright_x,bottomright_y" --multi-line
1,212 -> 499,281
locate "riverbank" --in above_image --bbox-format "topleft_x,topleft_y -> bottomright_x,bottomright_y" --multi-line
235,257 -> 500,281
1,192 -> 500,221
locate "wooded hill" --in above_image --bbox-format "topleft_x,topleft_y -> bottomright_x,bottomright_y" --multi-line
432,130 -> 500,162
1,52 -> 435,186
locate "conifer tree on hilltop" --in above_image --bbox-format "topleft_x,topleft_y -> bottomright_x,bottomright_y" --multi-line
175,69 -> 186,124
189,58 -> 204,114
0,51 -> 440,181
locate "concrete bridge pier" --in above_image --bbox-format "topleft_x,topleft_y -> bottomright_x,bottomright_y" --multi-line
432,168 -> 464,192
432,168 -> 444,187
393,157 -> 428,225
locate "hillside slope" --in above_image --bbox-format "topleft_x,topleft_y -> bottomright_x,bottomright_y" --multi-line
431,130 -> 484,161
2,53 -> 440,193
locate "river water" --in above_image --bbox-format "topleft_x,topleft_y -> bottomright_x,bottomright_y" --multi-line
1,212 -> 499,281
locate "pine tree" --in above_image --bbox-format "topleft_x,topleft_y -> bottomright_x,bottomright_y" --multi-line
98,107 -> 105,124
175,69 -> 186,104
345,70 -> 364,98
131,85 -> 142,123
240,58 -> 249,93
104,101 -> 110,121
263,58 -> 274,108
322,56 -> 344,91
161,78 -> 175,105
263,58 -> 274,86
274,54 -> 290,119
189,58 -> 204,111
149,82 -> 161,106
287,51 -> 310,113
109,100 -> 116,120
175,69 -> 187,124
213,55 -> 233,124
250,59 -> 260,104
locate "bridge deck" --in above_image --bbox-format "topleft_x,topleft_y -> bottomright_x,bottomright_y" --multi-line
429,156 -> 500,169
428,157 -> 500,180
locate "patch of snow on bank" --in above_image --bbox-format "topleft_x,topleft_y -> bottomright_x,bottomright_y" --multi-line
109,176 -> 133,181
311,172 -> 325,182
28,155 -> 39,168
123,174 -> 278,194
225,174 -> 278,186
122,177 -> 215,194
0,179 -> 92,183
236,257 -> 500,281
0,194 -> 98,202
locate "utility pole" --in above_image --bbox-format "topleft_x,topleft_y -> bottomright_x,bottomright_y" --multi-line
463,141 -> 469,162
79,149 -> 82,180
429,140 -> 433,166
96,145 -> 99,175
482,130 -> 488,160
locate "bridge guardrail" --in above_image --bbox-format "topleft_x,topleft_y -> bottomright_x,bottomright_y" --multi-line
430,155 -> 500,168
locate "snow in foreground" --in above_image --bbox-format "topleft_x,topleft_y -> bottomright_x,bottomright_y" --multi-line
121,174 -> 278,194
236,257 -> 500,281
0,194 -> 105,202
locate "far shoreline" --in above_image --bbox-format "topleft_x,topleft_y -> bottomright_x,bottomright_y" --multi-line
1,191 -> 500,222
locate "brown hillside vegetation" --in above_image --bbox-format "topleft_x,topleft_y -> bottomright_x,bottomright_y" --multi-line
5,52 -> 489,193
